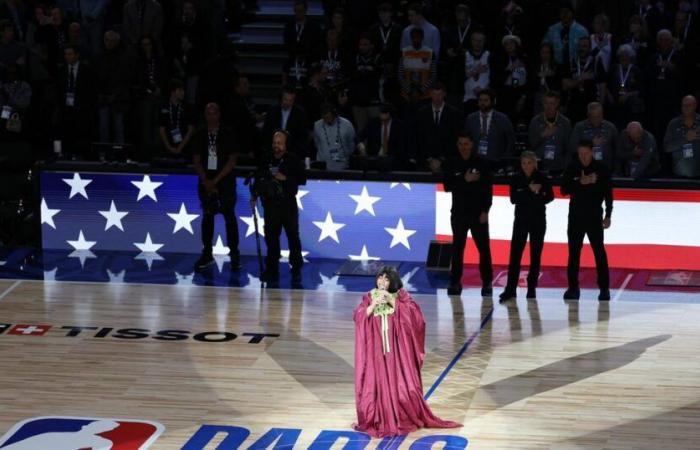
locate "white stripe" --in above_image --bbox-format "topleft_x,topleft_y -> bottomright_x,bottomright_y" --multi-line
436,192 -> 700,247
0,280 -> 21,301
613,273 -> 634,302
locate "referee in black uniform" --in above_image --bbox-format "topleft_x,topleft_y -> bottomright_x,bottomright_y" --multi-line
499,151 -> 554,302
561,139 -> 613,301
443,131 -> 494,296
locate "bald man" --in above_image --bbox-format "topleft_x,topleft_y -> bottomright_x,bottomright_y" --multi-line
193,103 -> 241,271
617,122 -> 660,178
663,95 -> 700,178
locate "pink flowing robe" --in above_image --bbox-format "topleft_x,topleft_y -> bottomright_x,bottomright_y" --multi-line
353,288 -> 461,438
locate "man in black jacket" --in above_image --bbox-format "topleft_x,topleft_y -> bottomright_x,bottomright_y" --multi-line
499,151 -> 554,302
192,103 -> 241,272
254,130 -> 307,284
262,87 -> 309,158
561,139 -> 614,301
443,131 -> 493,296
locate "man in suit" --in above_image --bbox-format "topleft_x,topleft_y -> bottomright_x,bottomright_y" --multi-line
412,83 -> 464,172
465,89 -> 515,167
262,87 -> 309,159
356,104 -> 405,170
55,44 -> 97,158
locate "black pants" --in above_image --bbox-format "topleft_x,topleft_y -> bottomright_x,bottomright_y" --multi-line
450,215 -> 493,287
567,217 -> 609,290
263,197 -> 303,274
505,218 -> 546,290
199,192 -> 239,256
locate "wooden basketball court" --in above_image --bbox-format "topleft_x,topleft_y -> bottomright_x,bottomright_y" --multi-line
0,278 -> 699,449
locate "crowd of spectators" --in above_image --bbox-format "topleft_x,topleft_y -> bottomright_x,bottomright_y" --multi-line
1,0 -> 700,178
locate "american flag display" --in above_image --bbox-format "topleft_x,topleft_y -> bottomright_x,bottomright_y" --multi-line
40,172 -> 436,263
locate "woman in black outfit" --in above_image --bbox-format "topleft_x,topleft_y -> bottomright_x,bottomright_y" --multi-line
499,151 -> 554,302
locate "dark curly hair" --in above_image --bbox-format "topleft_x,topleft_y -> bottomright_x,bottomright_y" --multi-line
375,266 -> 403,293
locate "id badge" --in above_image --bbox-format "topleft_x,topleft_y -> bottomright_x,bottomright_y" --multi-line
329,146 -> 341,161
593,146 -> 603,160
478,139 -> 488,156
1,105 -> 11,120
269,165 -> 279,176
207,145 -> 218,170
544,144 -> 556,160
682,143 -> 694,159
66,92 -> 75,107
629,161 -> 639,177
170,128 -> 183,144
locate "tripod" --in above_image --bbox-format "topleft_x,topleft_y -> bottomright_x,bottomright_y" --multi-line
244,174 -> 266,288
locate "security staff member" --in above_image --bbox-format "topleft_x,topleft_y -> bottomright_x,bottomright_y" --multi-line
254,130 -> 307,283
193,103 -> 241,272
443,131 -> 493,296
561,139 -> 613,301
499,151 -> 554,302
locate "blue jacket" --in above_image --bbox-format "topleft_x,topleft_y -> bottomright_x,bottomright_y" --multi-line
543,21 -> 589,65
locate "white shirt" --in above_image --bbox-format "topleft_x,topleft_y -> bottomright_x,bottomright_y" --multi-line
432,103 -> 445,124
464,50 -> 490,102
281,107 -> 291,130
380,119 -> 392,156
479,110 -> 493,135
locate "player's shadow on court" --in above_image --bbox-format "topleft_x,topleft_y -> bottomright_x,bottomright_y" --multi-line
459,334 -> 671,412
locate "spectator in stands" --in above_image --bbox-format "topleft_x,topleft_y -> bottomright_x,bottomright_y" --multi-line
542,5 -> 588,66
317,29 -> 349,91
561,138 -> 613,301
284,0 -> 321,56
356,103 -> 405,171
562,36 -> 606,124
606,44 -> 645,130
133,35 -> 166,160
530,42 -> 562,115
494,1 -> 531,57
304,64 -> 330,123
622,15 -> 651,68
327,8 -> 356,56
568,102 -> 618,172
0,0 -> 27,43
173,0 -> 212,104
400,2 -> 440,60
350,34 -> 381,134
123,0 -> 163,51
368,2 -> 401,105
312,102 -> 355,170
0,63 -> 30,137
398,27 -> 436,104
222,75 -> 260,159
646,29 -> 685,152
672,8 -> 697,54
618,121 -> 661,178
96,30 -> 130,144
634,0 -> 672,38
158,79 -> 194,158
55,44 -> 97,157
499,150 -> 553,302
590,14 -> 613,72
441,3 -> 475,104
528,90 -> 572,174
263,86 -> 309,159
35,6 -> 68,76
664,95 -> 700,178
0,20 -> 25,75
413,83 -> 464,172
464,89 -> 515,165
192,102 -> 241,272
66,22 -> 88,58
494,34 -> 528,124
443,131 -> 493,297
462,30 -> 489,115
78,0 -> 109,55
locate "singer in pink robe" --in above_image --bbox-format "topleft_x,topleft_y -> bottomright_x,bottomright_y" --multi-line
353,266 -> 461,438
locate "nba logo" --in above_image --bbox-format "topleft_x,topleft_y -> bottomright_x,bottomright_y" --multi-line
0,416 -> 164,449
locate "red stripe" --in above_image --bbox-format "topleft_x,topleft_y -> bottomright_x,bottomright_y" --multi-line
437,184 -> 700,203
435,235 -> 700,270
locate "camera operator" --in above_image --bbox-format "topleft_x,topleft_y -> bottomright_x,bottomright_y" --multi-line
192,103 -> 241,272
253,130 -> 307,283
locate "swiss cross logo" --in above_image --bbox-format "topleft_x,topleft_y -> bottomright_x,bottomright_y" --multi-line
7,325 -> 52,336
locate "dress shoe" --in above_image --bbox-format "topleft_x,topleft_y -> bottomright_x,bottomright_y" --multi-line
563,288 -> 580,300
481,286 -> 493,297
498,290 -> 516,303
447,282 -> 462,296
598,289 -> 611,301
